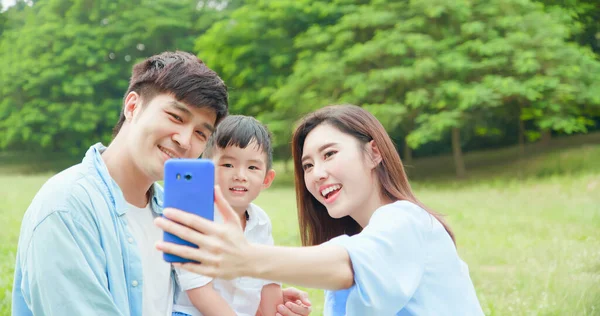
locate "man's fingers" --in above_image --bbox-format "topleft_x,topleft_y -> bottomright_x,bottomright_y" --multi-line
277,302 -> 312,316
298,293 -> 312,307
282,287 -> 312,306
214,185 -> 241,226
287,301 -> 312,315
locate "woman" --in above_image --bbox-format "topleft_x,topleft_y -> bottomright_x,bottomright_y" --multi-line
156,105 -> 484,315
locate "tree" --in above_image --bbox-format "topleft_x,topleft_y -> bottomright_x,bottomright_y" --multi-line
275,0 -> 600,178
0,0 -> 229,154
195,0 -> 341,162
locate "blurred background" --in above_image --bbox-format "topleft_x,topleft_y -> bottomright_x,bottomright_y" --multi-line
1,0 -> 599,315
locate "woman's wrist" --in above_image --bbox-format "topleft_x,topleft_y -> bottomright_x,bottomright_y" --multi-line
240,242 -> 264,278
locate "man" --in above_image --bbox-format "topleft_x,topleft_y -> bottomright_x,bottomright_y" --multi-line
12,51 -> 311,316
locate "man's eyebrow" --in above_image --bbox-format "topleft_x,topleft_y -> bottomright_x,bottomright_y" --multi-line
301,142 -> 337,163
169,101 -> 215,132
168,101 -> 192,116
203,122 -> 215,133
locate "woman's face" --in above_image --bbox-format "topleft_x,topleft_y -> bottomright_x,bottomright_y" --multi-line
301,123 -> 379,222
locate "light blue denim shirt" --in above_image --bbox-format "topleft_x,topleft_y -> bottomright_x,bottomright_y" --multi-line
12,143 -> 170,316
324,201 -> 484,316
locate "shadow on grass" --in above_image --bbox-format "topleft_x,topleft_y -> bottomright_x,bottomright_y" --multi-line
2,132 -> 599,189
0,151 -> 80,175
272,132 -> 600,188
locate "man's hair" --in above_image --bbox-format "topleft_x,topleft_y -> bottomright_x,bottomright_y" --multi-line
112,51 -> 228,137
203,115 -> 273,170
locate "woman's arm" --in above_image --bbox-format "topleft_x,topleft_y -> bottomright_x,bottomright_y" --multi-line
155,185 -> 354,290
249,244 -> 353,290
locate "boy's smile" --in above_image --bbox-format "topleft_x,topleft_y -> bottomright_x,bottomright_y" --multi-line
229,185 -> 249,195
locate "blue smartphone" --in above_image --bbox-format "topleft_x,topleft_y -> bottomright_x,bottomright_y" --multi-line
162,159 -> 214,263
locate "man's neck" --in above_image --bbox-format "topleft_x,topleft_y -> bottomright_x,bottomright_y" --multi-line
102,140 -> 153,208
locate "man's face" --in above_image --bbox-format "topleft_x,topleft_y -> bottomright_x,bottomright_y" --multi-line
123,93 -> 217,182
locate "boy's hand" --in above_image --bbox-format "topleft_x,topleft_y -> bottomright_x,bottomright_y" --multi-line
277,287 -> 312,316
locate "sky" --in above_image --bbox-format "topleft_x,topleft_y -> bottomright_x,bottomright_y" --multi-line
2,0 -> 16,11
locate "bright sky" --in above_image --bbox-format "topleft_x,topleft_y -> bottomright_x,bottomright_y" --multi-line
2,0 -> 16,11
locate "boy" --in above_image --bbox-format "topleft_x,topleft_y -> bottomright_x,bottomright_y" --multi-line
172,115 -> 283,316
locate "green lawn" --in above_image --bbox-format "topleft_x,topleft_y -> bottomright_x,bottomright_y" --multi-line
257,174 -> 600,315
2,136 -> 600,315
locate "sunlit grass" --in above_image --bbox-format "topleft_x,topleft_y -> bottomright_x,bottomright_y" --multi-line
2,135 -> 600,315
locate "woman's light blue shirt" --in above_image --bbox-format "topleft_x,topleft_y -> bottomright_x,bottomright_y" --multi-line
324,201 -> 484,316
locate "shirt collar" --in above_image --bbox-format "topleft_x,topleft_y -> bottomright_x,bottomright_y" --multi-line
245,203 -> 267,232
85,142 -> 164,216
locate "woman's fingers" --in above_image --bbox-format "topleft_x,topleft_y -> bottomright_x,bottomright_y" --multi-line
155,241 -> 220,267
154,216 -> 223,253
153,186 -> 250,280
214,185 -> 241,227
161,207 -> 222,236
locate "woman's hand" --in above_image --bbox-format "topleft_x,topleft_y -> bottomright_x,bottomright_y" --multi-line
154,185 -> 251,280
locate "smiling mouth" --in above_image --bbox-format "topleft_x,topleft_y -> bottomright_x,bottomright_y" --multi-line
158,145 -> 179,159
230,187 -> 248,192
320,184 -> 342,199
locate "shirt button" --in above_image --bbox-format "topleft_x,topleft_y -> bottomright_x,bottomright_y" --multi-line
128,237 -> 134,244
132,280 -> 138,287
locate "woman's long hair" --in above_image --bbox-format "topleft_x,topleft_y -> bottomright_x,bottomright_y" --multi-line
292,105 -> 455,246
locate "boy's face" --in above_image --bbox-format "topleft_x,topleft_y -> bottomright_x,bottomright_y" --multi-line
122,92 -> 217,182
212,141 -> 275,214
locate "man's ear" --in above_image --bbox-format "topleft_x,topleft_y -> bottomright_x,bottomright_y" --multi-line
366,140 -> 383,169
123,92 -> 142,122
262,169 -> 276,190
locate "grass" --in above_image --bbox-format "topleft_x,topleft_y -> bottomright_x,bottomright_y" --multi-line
0,173 -> 57,314
256,173 -> 600,315
2,133 -> 600,315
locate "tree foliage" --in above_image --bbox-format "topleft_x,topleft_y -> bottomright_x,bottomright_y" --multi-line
0,0 -> 599,177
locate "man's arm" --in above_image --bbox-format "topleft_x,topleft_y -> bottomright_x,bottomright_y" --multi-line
185,282 -> 236,316
257,283 -> 283,316
21,211 -> 123,315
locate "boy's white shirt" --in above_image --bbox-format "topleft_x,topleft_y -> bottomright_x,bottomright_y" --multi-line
173,203 -> 279,316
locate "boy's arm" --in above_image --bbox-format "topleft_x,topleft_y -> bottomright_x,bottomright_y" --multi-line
186,282 -> 237,316
257,283 -> 283,316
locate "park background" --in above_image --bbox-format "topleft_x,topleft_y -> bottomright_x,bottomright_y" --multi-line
1,0 -> 599,315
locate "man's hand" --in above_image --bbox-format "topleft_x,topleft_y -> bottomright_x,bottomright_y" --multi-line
277,287 -> 312,316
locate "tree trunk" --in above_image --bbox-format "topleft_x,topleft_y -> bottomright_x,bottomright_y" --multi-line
517,105 -> 526,179
284,157 -> 290,174
518,117 -> 526,157
540,130 -> 551,146
451,127 -> 466,179
403,140 -> 413,166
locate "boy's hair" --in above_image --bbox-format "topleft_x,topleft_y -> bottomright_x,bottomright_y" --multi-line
112,51 -> 228,137
203,115 -> 273,170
